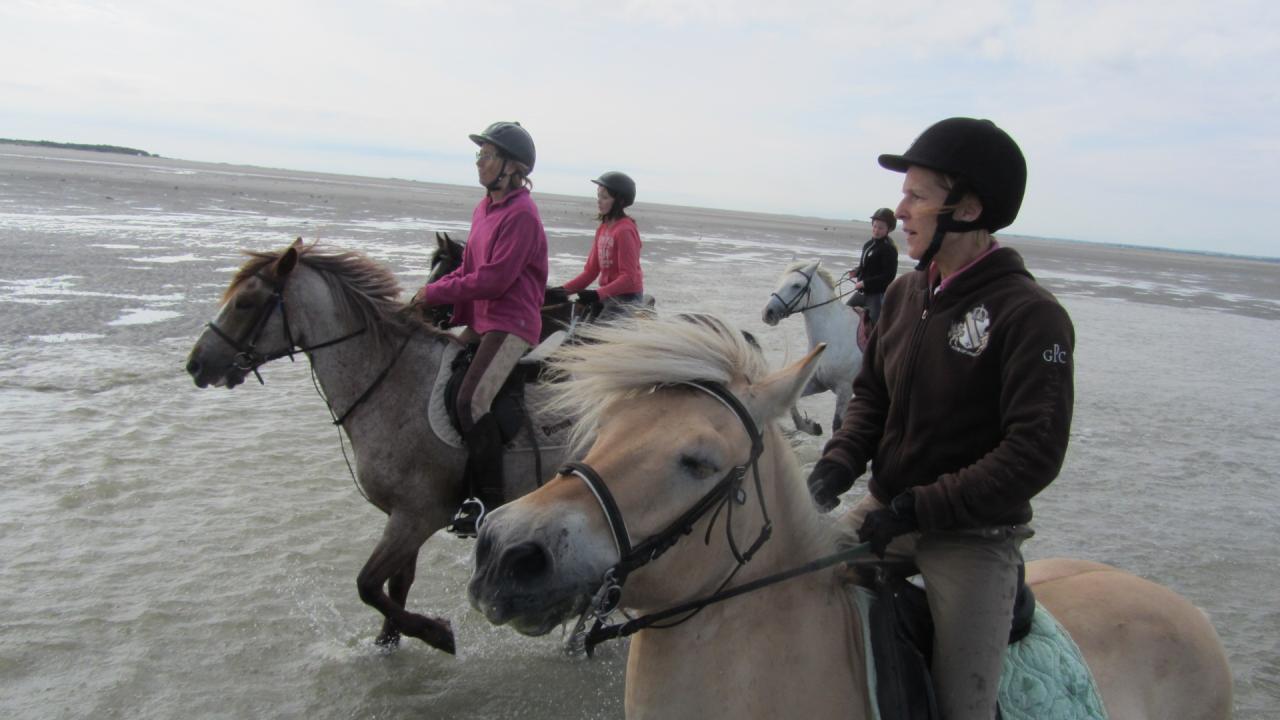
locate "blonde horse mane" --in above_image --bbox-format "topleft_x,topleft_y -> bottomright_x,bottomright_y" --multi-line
543,313 -> 771,450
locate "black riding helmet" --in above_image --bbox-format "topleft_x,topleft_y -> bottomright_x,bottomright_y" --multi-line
592,171 -> 637,209
878,117 -> 1026,270
469,121 -> 536,172
871,207 -> 897,232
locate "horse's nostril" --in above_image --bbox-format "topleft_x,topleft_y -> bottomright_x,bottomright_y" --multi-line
500,541 -> 550,585
186,358 -> 201,377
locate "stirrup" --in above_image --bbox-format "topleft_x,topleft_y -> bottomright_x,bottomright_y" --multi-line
447,497 -> 487,538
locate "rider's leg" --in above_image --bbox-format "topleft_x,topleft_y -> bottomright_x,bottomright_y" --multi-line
450,331 -> 531,535
866,294 -> 884,324
915,526 -> 1031,720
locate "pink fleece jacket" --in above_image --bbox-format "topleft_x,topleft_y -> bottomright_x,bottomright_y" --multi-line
424,188 -> 548,346
562,217 -> 643,298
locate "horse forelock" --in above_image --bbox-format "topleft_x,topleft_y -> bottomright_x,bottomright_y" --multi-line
543,314 -> 770,450
780,260 -> 837,291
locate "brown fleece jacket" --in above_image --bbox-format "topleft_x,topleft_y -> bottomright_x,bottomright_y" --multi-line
822,246 -> 1074,531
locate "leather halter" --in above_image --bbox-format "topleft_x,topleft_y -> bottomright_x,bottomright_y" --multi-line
562,380 -> 772,654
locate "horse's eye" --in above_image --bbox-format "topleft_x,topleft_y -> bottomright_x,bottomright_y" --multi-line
234,296 -> 256,310
790,282 -> 802,289
679,455 -> 716,480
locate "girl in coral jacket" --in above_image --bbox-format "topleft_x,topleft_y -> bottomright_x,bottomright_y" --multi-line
558,171 -> 644,320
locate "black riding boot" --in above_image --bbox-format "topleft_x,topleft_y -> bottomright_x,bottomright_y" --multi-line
447,413 -> 505,538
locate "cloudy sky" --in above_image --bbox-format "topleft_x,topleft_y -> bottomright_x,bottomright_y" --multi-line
3,1 -> 1277,258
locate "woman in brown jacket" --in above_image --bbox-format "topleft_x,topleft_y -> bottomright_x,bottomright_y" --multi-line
807,117 -> 1075,720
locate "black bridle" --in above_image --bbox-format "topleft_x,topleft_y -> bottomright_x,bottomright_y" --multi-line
203,272 -> 404,426
769,265 -> 857,319
562,380 -> 773,655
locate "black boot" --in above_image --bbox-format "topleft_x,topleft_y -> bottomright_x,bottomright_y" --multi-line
447,414 -> 505,538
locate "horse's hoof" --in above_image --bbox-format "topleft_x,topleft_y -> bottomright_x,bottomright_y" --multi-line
374,630 -> 402,650
419,617 -> 456,655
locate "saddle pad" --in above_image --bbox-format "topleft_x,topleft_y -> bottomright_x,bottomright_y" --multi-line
998,606 -> 1108,720
851,588 -> 1108,720
428,342 -> 574,453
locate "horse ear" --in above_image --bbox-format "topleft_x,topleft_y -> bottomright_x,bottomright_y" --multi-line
436,232 -> 449,251
274,246 -> 299,278
746,344 -> 826,421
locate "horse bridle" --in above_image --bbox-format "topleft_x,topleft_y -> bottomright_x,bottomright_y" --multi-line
769,266 -> 857,319
204,272 -> 368,386
561,379 -> 772,655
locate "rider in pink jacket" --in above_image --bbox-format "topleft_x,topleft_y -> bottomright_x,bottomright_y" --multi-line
416,121 -> 547,537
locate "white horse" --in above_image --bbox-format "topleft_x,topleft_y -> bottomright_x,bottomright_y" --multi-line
186,240 -> 571,654
761,260 -> 864,434
468,314 -> 1232,720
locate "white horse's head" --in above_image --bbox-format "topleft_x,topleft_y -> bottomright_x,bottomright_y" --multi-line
761,259 -> 838,326
467,313 -> 825,636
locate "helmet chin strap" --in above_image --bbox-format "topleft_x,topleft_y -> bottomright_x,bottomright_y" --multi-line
914,186 -> 984,272
484,158 -> 511,193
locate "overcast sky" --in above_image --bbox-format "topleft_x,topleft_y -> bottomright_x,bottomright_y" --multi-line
3,1 -> 1278,258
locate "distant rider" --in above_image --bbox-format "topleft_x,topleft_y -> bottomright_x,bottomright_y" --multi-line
414,121 -> 548,537
554,171 -> 644,321
846,207 -> 899,325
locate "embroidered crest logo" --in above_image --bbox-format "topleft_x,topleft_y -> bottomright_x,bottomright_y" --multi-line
948,305 -> 991,357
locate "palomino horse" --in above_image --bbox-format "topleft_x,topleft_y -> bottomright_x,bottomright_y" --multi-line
762,259 -> 865,434
468,314 -> 1232,719
185,240 -> 571,654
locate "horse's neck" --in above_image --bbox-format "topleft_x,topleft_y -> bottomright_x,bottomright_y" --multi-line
287,275 -> 441,431
625,572 -> 869,720
800,284 -> 858,347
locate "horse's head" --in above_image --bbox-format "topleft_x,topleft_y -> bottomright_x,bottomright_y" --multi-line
427,231 -> 464,284
467,314 -> 824,637
761,259 -> 832,326
186,240 -> 303,389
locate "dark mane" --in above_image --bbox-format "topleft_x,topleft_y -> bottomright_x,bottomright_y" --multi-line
225,242 -> 451,346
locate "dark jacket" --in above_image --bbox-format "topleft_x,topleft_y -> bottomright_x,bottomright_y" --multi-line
853,236 -> 899,295
822,247 -> 1074,531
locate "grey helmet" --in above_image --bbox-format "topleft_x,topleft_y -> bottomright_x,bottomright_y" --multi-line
591,171 -> 637,208
870,207 -> 897,232
469,121 -> 536,172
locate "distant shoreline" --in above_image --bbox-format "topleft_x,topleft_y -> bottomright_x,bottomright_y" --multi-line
0,138 -> 155,157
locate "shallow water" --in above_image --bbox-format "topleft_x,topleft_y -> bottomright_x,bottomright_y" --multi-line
1,148 -> 1277,718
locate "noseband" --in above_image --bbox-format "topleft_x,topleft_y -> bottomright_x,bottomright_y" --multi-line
562,379 -> 772,655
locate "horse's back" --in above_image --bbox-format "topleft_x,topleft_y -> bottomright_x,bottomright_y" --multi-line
1028,558 -> 1232,720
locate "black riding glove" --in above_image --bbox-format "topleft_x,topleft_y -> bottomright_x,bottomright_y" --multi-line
857,490 -> 918,558
544,286 -> 568,305
575,289 -> 600,306
806,459 -> 856,513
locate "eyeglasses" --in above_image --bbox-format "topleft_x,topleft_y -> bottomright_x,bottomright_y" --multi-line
475,150 -> 499,163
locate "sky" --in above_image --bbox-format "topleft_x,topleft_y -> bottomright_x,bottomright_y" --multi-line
3,0 -> 1278,258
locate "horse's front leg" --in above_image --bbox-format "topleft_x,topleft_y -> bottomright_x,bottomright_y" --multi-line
357,511 -> 455,654
373,547 -> 418,648
831,383 -> 853,433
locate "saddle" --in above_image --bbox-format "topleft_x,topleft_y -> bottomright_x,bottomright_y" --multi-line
442,343 -> 541,444
864,562 -> 1036,720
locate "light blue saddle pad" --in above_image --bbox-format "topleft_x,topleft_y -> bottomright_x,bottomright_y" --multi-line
853,588 -> 1108,720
